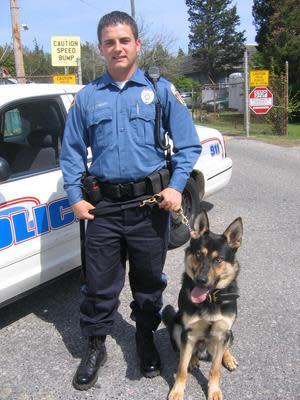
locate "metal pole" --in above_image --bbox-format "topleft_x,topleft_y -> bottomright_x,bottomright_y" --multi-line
77,58 -> 82,85
244,50 -> 250,137
283,61 -> 289,136
10,0 -> 26,83
213,85 -> 216,116
130,0 -> 136,19
92,47 -> 96,80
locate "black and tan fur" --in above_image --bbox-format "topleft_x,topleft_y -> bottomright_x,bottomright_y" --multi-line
162,210 -> 243,400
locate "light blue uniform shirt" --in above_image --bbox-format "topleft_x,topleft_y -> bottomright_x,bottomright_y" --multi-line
60,68 -> 202,205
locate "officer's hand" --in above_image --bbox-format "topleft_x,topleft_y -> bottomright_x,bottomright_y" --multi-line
72,200 -> 95,220
158,188 -> 182,212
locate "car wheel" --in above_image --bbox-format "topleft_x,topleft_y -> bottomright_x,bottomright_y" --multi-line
169,178 -> 201,249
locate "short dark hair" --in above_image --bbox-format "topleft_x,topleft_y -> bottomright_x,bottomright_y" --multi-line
97,11 -> 139,43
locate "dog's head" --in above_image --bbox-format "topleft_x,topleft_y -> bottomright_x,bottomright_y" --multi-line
185,210 -> 243,304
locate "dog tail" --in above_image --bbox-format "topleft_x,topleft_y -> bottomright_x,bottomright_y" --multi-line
162,304 -> 176,328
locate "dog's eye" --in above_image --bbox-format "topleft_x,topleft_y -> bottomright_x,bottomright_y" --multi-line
214,256 -> 224,264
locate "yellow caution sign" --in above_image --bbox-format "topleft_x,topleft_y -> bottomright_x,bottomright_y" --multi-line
53,74 -> 77,84
51,36 -> 81,67
250,70 -> 269,87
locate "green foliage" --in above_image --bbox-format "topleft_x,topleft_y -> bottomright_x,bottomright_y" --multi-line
253,0 -> 300,96
185,0 -> 246,81
172,76 -> 201,92
0,44 -> 16,76
266,75 -> 285,135
265,69 -> 299,135
23,39 -> 55,78
138,42 -> 178,81
177,48 -> 185,58
80,41 -> 105,84
1,39 -> 105,83
288,95 -> 300,120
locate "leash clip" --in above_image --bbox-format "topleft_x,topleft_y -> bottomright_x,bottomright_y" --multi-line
139,196 -> 192,233
139,194 -> 163,207
174,207 -> 192,232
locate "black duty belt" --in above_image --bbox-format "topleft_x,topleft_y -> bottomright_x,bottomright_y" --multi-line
99,168 -> 170,201
101,180 -> 147,200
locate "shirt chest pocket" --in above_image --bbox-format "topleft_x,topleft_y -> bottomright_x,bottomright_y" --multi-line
87,107 -> 113,147
130,105 -> 156,145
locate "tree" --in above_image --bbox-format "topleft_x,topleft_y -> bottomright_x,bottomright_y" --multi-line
0,44 -> 16,76
80,42 -> 105,84
186,0 -> 246,82
137,17 -> 178,80
23,39 -> 54,78
177,48 -> 186,58
172,76 -> 201,92
253,0 -> 300,95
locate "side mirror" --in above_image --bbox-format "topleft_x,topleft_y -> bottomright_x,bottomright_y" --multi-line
0,157 -> 12,182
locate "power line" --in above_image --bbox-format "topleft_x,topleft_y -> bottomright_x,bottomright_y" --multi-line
79,0 -> 101,12
79,0 -> 136,17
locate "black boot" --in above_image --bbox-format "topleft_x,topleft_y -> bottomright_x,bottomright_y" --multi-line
73,335 -> 107,390
135,327 -> 161,378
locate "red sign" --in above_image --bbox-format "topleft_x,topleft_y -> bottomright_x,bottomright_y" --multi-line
249,86 -> 273,114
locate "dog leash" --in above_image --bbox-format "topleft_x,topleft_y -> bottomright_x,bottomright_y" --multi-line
139,194 -> 192,232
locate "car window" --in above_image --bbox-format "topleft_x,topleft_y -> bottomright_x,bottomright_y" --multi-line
0,97 -> 65,178
4,108 -> 22,137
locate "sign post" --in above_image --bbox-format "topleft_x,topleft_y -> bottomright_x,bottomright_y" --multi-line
244,50 -> 250,137
249,86 -> 273,115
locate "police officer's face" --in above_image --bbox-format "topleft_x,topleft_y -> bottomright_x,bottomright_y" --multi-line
98,23 -> 141,81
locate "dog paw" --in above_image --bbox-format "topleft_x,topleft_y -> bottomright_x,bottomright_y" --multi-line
168,387 -> 184,400
188,354 -> 200,371
208,388 -> 223,400
222,351 -> 238,371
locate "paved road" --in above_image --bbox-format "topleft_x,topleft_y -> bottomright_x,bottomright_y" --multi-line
0,138 -> 299,400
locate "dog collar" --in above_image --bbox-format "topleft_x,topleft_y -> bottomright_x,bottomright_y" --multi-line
207,289 -> 239,304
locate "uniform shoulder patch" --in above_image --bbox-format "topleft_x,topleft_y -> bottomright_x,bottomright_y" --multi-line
170,83 -> 186,106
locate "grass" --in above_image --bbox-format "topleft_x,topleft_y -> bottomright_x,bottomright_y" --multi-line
193,110 -> 300,146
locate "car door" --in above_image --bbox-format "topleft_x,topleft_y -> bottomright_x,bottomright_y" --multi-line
0,94 -> 80,306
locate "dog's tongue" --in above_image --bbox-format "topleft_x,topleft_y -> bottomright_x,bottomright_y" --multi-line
191,287 -> 209,304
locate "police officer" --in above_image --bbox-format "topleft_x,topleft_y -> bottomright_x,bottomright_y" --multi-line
60,11 -> 201,391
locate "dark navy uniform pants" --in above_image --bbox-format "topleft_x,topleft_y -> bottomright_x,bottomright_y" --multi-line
80,204 -> 169,337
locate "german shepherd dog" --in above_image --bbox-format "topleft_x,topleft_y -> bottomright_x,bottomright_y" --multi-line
162,210 -> 243,400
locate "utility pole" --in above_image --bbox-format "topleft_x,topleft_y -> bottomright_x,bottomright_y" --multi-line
130,0 -> 136,19
92,47 -> 96,80
77,58 -> 82,85
10,0 -> 26,83
244,50 -> 250,138
283,61 -> 289,136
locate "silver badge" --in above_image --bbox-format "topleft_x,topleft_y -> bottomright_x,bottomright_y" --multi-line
141,88 -> 155,104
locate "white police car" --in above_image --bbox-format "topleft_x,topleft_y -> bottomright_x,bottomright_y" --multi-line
0,84 -> 232,307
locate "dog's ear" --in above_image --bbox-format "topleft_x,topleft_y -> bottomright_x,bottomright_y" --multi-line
191,210 -> 209,239
223,217 -> 243,249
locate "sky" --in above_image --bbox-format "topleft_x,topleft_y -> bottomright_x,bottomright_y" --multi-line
0,0 -> 257,54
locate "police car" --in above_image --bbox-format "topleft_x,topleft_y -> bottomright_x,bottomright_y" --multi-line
0,84 -> 232,307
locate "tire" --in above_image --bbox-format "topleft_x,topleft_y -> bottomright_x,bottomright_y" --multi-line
168,177 -> 201,249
